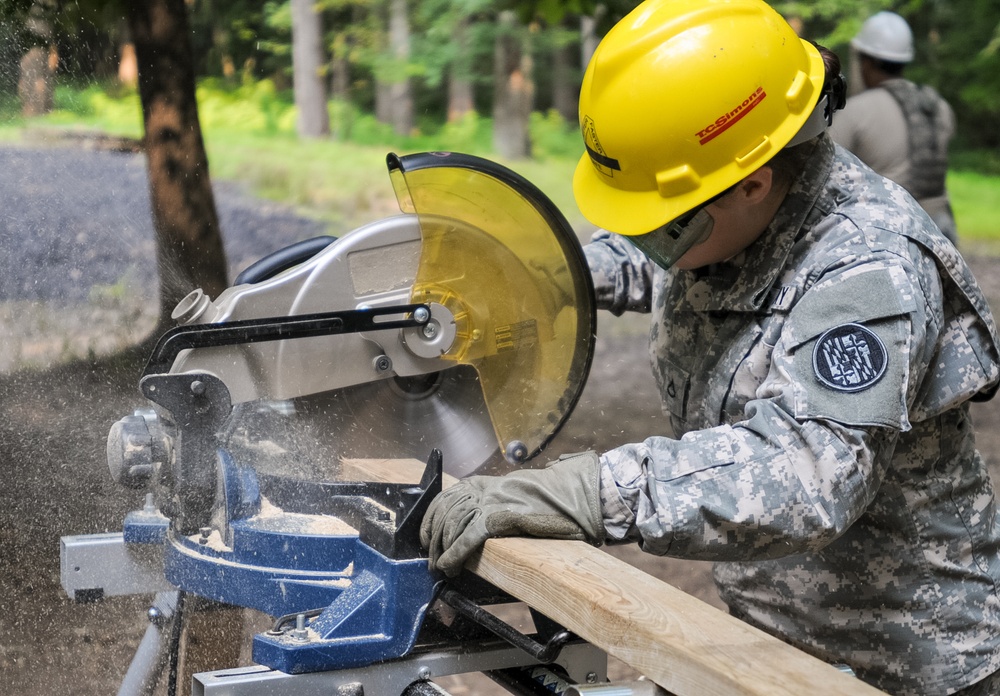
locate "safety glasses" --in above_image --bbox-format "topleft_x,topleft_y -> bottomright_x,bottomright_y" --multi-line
624,186 -> 735,270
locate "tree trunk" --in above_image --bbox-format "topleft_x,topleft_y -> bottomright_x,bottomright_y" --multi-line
329,36 -> 351,140
447,18 -> 475,122
492,12 -> 534,160
291,0 -> 330,138
127,0 -> 228,328
118,43 -> 138,87
386,0 -> 413,136
580,12 -> 601,69
330,36 -> 350,101
18,0 -> 56,117
552,18 -> 578,125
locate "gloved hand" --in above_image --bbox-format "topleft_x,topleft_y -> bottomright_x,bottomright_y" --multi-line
419,452 -> 605,577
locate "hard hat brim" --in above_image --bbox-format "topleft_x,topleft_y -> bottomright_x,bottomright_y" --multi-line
573,152 -> 693,237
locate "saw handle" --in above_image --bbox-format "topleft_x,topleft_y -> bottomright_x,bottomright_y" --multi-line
234,235 -> 336,285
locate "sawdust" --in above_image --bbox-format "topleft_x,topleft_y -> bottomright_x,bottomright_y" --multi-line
252,495 -> 360,536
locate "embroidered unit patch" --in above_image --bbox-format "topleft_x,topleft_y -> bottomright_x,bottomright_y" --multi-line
812,323 -> 888,392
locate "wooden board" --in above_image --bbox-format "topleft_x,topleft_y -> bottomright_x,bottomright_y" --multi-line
340,458 -> 885,696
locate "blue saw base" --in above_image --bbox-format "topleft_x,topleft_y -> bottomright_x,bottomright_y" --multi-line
125,448 -> 444,674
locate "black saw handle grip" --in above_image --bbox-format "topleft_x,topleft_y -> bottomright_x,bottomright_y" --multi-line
234,235 -> 336,285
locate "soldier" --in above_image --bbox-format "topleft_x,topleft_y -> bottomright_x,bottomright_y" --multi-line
420,0 -> 1000,693
829,11 -> 958,243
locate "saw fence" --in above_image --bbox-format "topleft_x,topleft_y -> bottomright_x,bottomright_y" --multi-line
342,458 -> 885,696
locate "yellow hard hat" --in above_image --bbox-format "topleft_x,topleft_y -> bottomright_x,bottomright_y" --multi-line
573,0 -> 826,236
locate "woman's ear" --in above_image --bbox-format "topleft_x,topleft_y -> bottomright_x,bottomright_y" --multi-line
731,167 -> 774,206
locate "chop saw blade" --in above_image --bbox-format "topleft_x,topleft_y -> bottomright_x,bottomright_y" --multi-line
244,365 -> 504,478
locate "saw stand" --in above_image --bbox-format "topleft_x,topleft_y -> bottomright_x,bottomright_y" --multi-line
60,537 -> 609,696
193,584 -> 611,696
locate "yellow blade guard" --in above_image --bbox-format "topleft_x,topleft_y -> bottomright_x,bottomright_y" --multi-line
387,152 -> 596,466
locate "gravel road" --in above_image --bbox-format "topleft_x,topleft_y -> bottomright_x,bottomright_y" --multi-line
0,143 -> 331,371
0,144 -> 328,304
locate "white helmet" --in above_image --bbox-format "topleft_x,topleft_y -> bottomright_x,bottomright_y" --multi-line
851,11 -> 914,63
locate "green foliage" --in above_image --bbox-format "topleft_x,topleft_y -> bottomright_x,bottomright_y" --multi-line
0,91 -> 22,123
529,109 -> 582,159
948,170 -> 1000,241
196,78 -> 296,135
436,111 -> 494,153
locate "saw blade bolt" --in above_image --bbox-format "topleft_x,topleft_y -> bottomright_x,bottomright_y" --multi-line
190,380 -> 206,396
422,322 -> 439,339
198,527 -> 212,545
417,666 -> 432,681
373,355 -> 393,374
505,440 -> 529,463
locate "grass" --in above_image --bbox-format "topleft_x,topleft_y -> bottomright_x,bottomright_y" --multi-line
2,79 -> 998,242
949,170 -> 1000,243
199,129 -> 589,235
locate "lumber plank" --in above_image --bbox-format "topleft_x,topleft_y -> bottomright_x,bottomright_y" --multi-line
339,458 -> 884,696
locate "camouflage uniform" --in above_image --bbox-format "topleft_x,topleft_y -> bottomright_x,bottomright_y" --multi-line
585,134 -> 1000,695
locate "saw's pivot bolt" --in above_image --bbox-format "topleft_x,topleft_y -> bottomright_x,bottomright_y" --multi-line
147,606 -> 163,626
417,666 -> 432,681
373,355 -> 393,374
190,380 -> 206,396
413,306 -> 430,323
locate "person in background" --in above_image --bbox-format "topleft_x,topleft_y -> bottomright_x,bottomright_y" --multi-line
829,11 -> 958,243
421,0 -> 1000,694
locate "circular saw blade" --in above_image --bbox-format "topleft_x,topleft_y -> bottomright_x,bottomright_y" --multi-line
223,365 -> 502,481
292,364 -> 503,477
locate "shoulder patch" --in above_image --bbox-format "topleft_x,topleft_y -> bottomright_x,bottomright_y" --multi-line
812,323 -> 888,392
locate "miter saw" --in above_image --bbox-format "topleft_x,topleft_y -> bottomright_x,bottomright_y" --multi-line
60,152 -> 611,695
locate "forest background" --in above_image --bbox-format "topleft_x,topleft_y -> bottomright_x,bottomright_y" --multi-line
1,0 -> 999,259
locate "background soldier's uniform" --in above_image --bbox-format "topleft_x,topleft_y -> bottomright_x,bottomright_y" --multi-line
829,78 -> 957,243
585,134 -> 1000,695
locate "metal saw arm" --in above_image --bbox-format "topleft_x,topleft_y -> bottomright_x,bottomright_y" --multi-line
143,303 -> 431,377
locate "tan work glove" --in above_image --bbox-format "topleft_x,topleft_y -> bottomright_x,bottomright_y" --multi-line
419,452 -> 604,577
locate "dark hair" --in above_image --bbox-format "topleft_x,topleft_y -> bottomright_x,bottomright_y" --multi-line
818,44 -> 847,113
863,53 -> 906,76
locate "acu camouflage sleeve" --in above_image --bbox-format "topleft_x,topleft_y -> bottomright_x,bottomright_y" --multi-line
584,230 -> 655,315
599,263 -> 936,560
